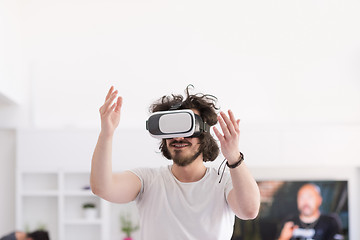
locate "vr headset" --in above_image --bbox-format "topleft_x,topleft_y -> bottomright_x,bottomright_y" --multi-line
146,109 -> 210,139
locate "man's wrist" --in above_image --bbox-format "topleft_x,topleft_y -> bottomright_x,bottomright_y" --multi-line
99,130 -> 115,140
226,152 -> 244,169
226,152 -> 241,164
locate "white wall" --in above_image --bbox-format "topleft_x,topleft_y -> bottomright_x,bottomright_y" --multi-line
0,0 -> 22,103
0,0 -> 30,128
15,0 -> 360,129
0,130 -> 16,236
16,125 -> 360,170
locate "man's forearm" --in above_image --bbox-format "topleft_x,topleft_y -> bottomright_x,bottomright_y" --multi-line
90,132 -> 114,196
228,162 -> 260,219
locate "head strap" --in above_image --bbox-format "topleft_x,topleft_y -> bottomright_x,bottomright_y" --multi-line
169,102 -> 183,110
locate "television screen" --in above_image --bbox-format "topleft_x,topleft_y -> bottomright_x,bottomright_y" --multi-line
231,180 -> 348,240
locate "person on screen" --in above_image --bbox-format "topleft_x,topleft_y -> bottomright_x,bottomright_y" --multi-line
278,183 -> 343,240
90,85 -> 260,239
0,230 -> 49,240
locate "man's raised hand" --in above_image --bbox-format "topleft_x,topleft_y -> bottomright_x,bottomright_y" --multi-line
278,221 -> 298,240
213,110 -> 241,164
99,86 -> 123,137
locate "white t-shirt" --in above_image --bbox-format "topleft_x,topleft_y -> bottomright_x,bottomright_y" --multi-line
130,165 -> 235,240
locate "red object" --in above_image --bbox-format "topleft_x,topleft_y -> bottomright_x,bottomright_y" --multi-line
123,238 -> 132,240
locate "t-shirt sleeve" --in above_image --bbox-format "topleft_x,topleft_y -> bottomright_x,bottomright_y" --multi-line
129,167 -> 156,202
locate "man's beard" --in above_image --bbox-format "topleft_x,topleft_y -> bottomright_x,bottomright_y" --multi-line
299,205 -> 314,217
169,141 -> 202,167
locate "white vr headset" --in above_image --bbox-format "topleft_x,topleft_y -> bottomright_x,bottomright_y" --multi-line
146,109 -> 210,139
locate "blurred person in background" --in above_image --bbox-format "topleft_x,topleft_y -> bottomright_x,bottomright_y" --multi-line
278,183 -> 343,240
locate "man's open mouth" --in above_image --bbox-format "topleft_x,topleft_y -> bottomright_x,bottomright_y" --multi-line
170,141 -> 191,149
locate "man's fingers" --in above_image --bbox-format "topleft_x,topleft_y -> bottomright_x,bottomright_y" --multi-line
109,102 -> 117,113
218,114 -> 231,139
114,96 -> 123,113
219,111 -> 236,137
222,110 -> 235,134
228,110 -> 240,133
228,110 -> 236,123
105,86 -> 114,101
284,221 -> 294,229
101,90 -> 118,115
213,126 -> 224,143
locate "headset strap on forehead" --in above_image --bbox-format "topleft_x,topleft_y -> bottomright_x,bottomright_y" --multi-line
169,102 -> 183,110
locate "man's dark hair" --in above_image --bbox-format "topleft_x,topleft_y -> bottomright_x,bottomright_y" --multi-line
27,230 -> 49,240
149,85 -> 220,162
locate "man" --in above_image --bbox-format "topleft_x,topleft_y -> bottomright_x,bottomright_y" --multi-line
90,86 -> 260,239
0,230 -> 49,240
278,184 -> 343,240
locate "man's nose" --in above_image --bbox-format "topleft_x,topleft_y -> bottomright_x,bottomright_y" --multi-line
173,137 -> 185,141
